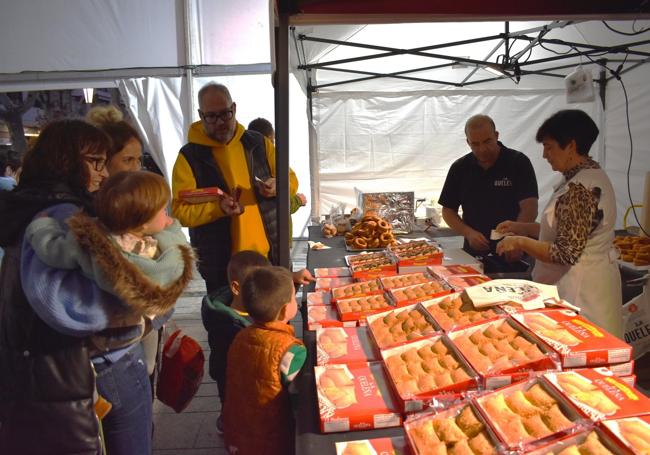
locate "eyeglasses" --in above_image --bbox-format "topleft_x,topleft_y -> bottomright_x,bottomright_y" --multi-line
85,156 -> 107,172
200,107 -> 234,124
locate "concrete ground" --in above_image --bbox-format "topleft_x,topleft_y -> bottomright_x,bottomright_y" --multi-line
152,241 -> 307,454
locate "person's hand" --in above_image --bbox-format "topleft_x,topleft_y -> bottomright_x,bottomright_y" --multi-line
496,236 -> 523,256
219,195 -> 244,216
466,229 -> 490,252
292,268 -> 315,285
257,177 -> 276,198
496,220 -> 521,235
505,249 -> 523,263
297,193 -> 307,206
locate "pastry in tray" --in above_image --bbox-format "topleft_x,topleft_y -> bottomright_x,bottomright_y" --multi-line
423,294 -> 499,331
407,404 -> 498,454
380,272 -> 435,290
481,383 -> 574,446
337,294 -> 391,314
331,279 -> 382,300
555,372 -> 619,415
451,320 -> 547,374
384,339 -> 471,397
368,307 -> 437,349
347,252 -> 389,266
390,281 -> 449,304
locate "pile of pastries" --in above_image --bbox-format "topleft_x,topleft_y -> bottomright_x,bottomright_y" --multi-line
332,279 -> 382,300
347,252 -> 395,273
425,294 -> 499,331
407,405 -> 497,454
380,272 -> 434,290
389,240 -> 442,261
390,281 -> 448,304
481,383 -> 573,445
614,235 -> 650,266
317,329 -> 348,359
555,373 -> 619,415
519,313 -> 582,346
337,295 -> 392,316
368,308 -> 436,348
452,321 -> 546,374
318,367 -> 357,408
384,339 -> 471,397
344,214 -> 397,250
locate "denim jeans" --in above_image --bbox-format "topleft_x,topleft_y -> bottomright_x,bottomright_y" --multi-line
95,342 -> 152,455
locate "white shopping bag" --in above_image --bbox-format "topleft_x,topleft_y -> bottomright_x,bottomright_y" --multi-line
623,284 -> 650,359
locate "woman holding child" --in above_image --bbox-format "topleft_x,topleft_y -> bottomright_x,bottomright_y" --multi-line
0,119 -> 191,454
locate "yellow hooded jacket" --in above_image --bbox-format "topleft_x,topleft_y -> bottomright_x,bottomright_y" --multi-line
171,121 -> 298,258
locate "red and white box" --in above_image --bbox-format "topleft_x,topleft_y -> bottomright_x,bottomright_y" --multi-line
335,436 -> 408,455
600,415 -> 650,454
316,277 -> 354,292
448,318 -> 560,389
381,335 -> 479,413
388,279 -> 453,308
316,327 -> 379,366
567,360 -> 635,378
308,305 -> 355,330
379,272 -> 437,291
346,252 -> 398,280
178,186 -> 225,203
512,310 -> 633,369
544,368 -> 650,422
428,264 -> 484,281
314,267 -> 352,278
315,362 -> 402,433
331,279 -> 383,302
335,294 -> 394,323
526,428 -> 628,455
389,240 -> 444,272
366,303 -> 440,351
306,291 -> 331,306
445,274 -> 493,291
404,402 -> 501,455
421,293 -> 503,332
474,377 -> 585,451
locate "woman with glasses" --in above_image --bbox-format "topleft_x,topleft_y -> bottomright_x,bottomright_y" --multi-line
88,105 -> 143,174
0,119 -> 157,454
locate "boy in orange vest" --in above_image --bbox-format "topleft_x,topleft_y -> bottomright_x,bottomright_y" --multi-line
222,266 -> 306,455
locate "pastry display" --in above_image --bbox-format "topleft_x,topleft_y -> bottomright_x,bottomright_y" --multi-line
316,277 -> 354,291
345,214 -> 397,250
389,280 -> 451,306
478,381 -> 574,447
317,327 -> 379,365
383,338 -> 474,403
307,291 -> 331,306
603,416 -> 650,454
445,274 -> 492,291
317,365 -> 358,408
514,312 -> 581,346
380,272 -> 435,290
336,294 -> 393,322
336,436 -> 408,455
347,252 -> 397,277
450,319 -> 550,375
315,267 -> 352,278
422,293 -> 500,331
406,404 -> 497,455
367,305 -> 438,349
614,235 -> 650,266
331,279 -> 383,301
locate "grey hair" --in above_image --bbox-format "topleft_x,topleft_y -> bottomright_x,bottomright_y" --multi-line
464,114 -> 496,135
198,83 -> 232,107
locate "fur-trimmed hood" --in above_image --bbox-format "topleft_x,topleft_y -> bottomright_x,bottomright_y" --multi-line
67,212 -> 195,316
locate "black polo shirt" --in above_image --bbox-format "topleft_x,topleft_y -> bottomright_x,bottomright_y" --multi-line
439,142 -> 538,254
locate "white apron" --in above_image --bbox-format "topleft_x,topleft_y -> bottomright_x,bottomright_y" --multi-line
532,168 -> 623,338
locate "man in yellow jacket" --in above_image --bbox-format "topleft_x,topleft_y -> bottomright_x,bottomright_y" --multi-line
172,83 -> 298,293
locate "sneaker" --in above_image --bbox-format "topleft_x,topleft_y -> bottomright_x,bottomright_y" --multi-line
216,413 -> 224,433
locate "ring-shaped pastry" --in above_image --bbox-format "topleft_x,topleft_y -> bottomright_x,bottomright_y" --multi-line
353,237 -> 368,249
377,220 -> 391,232
380,232 -> 392,244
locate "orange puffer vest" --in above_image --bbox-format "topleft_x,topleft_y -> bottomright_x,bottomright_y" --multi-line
223,321 -> 302,455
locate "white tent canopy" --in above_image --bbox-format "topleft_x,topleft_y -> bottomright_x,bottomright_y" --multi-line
288,20 -> 650,228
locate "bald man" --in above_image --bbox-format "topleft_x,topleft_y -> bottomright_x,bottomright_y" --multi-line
439,114 -> 538,257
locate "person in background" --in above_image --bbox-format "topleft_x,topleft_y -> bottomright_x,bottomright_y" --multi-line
496,109 -> 623,337
439,114 -> 539,257
247,117 -> 308,244
87,105 -> 143,174
223,266 -> 305,455
171,83 -> 299,293
0,120 -> 158,454
0,148 -> 20,191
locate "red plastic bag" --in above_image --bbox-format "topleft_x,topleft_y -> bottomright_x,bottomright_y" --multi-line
156,329 -> 205,413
